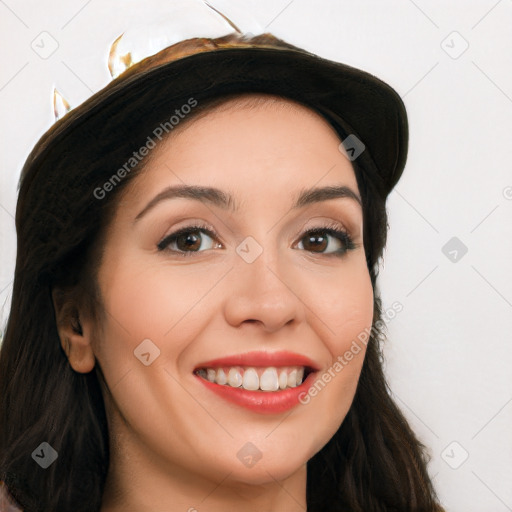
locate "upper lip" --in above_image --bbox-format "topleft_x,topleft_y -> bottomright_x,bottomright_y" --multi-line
194,350 -> 321,371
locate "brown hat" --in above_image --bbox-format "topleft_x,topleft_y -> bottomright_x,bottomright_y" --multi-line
25,32 -> 408,197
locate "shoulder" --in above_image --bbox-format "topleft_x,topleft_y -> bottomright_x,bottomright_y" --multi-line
0,481 -> 23,512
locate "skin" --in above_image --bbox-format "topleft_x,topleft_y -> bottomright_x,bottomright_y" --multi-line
54,93 -> 374,511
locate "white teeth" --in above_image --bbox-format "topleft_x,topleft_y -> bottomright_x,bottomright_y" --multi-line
242,368 -> 260,390
296,368 -> 304,386
216,368 -> 227,385
228,368 -> 242,387
287,369 -> 298,388
278,370 -> 288,390
198,365 -> 309,391
260,367 -> 279,391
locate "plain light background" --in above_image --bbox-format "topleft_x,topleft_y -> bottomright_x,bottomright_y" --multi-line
0,0 -> 511,510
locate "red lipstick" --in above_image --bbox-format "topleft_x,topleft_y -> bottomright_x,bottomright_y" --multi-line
193,350 -> 320,414
195,350 -> 320,370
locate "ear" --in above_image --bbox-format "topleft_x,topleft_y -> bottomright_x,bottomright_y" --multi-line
52,287 -> 96,373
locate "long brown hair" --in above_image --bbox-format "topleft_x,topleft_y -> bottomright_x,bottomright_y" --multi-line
0,33 -> 443,511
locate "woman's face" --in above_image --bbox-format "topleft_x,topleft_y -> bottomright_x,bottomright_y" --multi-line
92,94 -> 373,492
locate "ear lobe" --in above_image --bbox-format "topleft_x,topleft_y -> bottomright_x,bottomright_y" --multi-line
52,287 -> 96,374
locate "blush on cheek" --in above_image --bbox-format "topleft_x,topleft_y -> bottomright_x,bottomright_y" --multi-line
324,275 -> 374,350
350,267 -> 375,331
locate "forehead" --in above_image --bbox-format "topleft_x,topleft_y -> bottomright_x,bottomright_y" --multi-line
123,92 -> 360,213
173,92 -> 339,140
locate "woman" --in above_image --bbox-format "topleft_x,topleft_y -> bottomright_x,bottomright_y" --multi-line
0,32 -> 444,511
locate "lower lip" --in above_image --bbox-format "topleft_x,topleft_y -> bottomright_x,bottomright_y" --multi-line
195,371 -> 317,414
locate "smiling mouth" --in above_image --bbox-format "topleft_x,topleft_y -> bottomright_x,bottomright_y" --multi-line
194,366 -> 314,392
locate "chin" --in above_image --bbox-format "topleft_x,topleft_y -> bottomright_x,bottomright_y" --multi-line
224,459 -> 308,487
218,435 -> 322,485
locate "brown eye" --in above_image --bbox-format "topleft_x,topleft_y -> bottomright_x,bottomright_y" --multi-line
296,228 -> 355,256
175,230 -> 204,252
157,225 -> 221,254
301,232 -> 329,252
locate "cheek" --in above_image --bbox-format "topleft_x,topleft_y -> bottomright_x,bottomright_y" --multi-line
92,254 -> 228,390
311,260 -> 374,358
297,260 -> 373,448
98,255 -> 214,340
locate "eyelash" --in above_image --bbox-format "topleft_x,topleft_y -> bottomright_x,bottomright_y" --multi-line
157,220 -> 357,258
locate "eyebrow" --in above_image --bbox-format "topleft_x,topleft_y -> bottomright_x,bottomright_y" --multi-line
134,184 -> 362,223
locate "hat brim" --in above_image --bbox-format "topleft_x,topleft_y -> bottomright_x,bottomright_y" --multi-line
117,45 -> 409,195
27,42 -> 408,197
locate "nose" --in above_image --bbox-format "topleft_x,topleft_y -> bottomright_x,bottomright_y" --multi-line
222,244 -> 304,334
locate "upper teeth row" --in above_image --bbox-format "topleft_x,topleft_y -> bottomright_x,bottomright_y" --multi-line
196,366 -> 305,391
